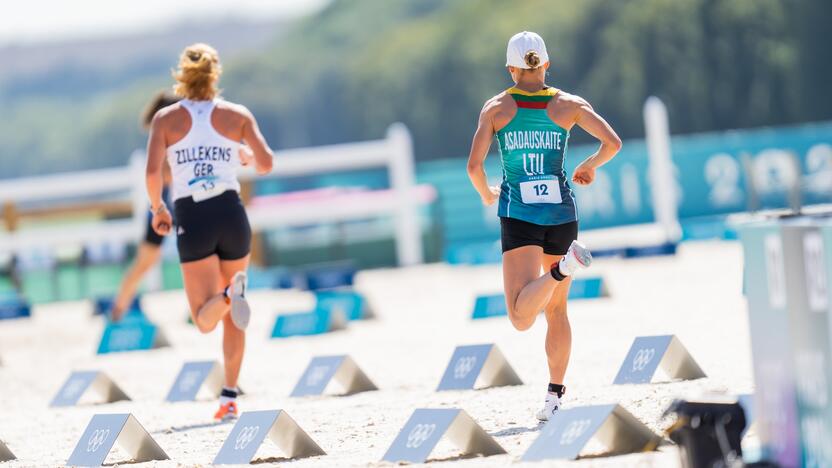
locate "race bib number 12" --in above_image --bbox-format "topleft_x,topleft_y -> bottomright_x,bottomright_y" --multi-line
520,176 -> 561,204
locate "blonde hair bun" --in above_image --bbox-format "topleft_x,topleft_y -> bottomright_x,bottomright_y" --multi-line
524,50 -> 541,69
173,43 -> 222,101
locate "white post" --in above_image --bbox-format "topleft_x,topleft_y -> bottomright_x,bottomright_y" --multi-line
386,123 -> 423,266
643,97 -> 682,242
129,151 -> 147,236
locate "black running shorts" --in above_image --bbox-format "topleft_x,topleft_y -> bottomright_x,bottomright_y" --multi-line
500,217 -> 578,256
144,211 -> 165,246
173,190 -> 252,263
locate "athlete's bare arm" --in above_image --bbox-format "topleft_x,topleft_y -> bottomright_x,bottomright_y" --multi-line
162,160 -> 174,186
146,109 -> 174,235
467,93 -> 514,205
240,110 -> 273,175
554,93 -> 622,185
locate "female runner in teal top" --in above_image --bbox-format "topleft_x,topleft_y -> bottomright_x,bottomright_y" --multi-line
467,31 -> 622,421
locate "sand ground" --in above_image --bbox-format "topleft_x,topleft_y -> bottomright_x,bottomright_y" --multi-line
0,240 -> 752,467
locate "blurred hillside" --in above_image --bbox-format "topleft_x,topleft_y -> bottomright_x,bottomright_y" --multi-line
0,18 -> 285,178
2,0 -> 830,178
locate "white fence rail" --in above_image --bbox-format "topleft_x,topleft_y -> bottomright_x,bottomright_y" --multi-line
0,123 -> 425,267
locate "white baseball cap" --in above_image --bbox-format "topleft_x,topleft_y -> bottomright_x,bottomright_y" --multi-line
505,31 -> 549,69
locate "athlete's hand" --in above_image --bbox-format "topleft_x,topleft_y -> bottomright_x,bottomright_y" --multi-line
572,162 -> 596,185
152,206 -> 173,236
239,145 -> 255,166
481,186 -> 501,206
109,305 -> 125,323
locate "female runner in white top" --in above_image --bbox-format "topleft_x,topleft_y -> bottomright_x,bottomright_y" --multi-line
146,43 -> 273,420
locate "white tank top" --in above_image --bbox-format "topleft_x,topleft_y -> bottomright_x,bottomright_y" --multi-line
166,99 -> 242,202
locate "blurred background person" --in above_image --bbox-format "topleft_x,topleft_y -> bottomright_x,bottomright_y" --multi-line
109,91 -> 181,321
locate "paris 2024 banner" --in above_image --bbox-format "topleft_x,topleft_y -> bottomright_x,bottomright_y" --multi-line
563,120 -> 832,230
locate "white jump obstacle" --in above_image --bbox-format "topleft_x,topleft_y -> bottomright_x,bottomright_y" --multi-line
67,413 -> 168,467
245,123 -> 424,267
522,404 -> 661,461
165,361 -> 225,402
213,410 -> 325,465
290,355 -> 377,397
382,408 -> 505,463
613,335 -> 706,384
50,371 -> 130,407
437,344 -> 522,391
0,439 -> 14,462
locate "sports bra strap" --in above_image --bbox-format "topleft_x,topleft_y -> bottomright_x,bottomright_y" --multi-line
180,99 -> 216,126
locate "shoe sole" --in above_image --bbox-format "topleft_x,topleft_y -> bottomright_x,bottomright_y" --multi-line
230,296 -> 250,330
217,413 -> 239,422
569,241 -> 593,268
230,273 -> 250,331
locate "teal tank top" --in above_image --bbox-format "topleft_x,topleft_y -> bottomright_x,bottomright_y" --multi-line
496,86 -> 577,226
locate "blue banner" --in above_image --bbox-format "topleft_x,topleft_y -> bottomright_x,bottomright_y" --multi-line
673,122 -> 832,218
564,140 -> 655,230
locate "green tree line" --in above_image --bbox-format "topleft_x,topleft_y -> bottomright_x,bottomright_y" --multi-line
1,0 -> 829,178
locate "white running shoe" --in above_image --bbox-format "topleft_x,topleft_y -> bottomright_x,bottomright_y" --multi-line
558,240 -> 592,277
536,392 -> 562,421
229,271 -> 251,331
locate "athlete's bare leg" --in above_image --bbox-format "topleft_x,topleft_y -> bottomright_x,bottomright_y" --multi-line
111,242 -> 161,320
503,245 -> 567,330
541,253 -> 572,385
219,255 -> 250,389
181,255 -> 228,333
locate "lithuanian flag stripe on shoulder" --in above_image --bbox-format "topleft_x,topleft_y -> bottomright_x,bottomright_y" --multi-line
507,86 -> 559,109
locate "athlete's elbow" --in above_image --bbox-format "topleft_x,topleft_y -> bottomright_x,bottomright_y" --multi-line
606,135 -> 622,153
256,156 -> 273,174
145,166 -> 162,180
466,160 -> 483,176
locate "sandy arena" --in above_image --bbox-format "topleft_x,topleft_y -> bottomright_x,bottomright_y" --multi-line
0,240 -> 752,467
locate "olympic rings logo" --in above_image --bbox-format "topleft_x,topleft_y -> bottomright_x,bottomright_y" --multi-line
62,378 -> 86,399
305,365 -> 330,387
631,348 -> 656,372
405,424 -> 436,449
453,356 -> 477,379
178,370 -> 201,393
86,429 -> 110,452
234,426 -> 260,450
559,419 -> 591,445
